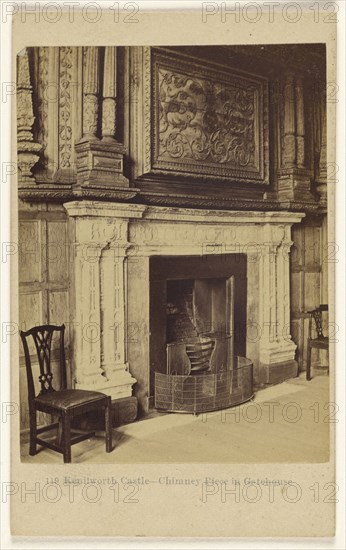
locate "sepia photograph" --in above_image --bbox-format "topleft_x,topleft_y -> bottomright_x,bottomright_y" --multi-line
17,42 -> 330,464
3,2 -> 342,541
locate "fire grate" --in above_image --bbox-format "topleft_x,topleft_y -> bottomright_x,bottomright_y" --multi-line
155,354 -> 254,414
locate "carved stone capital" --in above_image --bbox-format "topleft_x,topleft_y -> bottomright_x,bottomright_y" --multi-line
17,142 -> 42,183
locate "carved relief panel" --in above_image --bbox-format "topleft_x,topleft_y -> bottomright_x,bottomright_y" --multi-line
131,47 -> 269,186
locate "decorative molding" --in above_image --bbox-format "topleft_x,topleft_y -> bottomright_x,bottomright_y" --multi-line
18,183 -> 324,214
63,200 -> 146,220
143,46 -> 151,173
36,47 -> 49,167
72,187 -> 138,201
58,47 -> 73,169
137,190 -> 321,213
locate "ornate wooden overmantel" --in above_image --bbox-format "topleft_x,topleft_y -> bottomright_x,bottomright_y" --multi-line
131,47 -> 270,186
17,45 -> 327,215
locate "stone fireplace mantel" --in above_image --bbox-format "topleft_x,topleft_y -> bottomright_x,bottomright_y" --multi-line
64,200 -> 305,414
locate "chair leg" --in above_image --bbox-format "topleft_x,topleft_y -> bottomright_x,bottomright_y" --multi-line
306,345 -> 312,381
62,412 -> 71,463
105,397 -> 112,453
57,417 -> 63,447
29,409 -> 37,456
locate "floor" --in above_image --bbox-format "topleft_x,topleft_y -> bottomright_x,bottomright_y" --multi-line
21,373 -> 330,463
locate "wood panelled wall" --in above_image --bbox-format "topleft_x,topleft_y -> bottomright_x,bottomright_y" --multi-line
291,217 -> 327,372
19,202 -> 70,430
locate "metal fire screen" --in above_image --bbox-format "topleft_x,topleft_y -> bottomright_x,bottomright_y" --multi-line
155,333 -> 253,414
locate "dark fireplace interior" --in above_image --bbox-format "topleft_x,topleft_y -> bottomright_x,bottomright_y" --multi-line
149,254 -> 247,397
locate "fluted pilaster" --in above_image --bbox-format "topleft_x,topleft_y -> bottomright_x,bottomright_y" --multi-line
295,75 -> 305,168
83,47 -> 100,138
282,73 -> 296,168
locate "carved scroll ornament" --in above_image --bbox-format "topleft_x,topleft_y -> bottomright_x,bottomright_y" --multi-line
158,72 -> 255,167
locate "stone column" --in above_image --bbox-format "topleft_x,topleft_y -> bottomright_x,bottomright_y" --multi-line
295,75 -> 305,168
258,223 -> 297,383
282,73 -> 296,168
316,111 -> 327,207
102,46 -> 117,140
75,46 -> 130,192
99,243 -> 134,397
64,201 -> 146,402
278,72 -> 313,203
72,237 -> 103,387
17,48 -> 41,186
83,47 -> 99,139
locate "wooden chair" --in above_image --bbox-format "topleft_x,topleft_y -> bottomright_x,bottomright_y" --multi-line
306,305 -> 329,381
20,324 -> 113,463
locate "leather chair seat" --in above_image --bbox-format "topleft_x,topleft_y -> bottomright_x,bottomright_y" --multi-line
35,389 -> 107,411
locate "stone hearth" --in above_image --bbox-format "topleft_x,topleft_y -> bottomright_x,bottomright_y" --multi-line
64,201 -> 304,418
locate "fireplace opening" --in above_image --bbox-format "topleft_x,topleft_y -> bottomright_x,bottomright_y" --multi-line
149,254 -> 248,407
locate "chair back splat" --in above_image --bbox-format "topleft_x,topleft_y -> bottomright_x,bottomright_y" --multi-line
20,324 -> 66,401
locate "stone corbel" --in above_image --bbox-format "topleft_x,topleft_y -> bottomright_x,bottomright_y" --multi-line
17,48 -> 42,186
